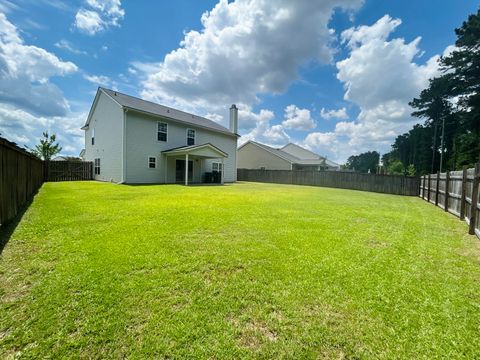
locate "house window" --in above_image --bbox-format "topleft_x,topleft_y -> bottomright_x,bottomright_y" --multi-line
94,158 -> 100,175
212,162 -> 222,172
187,129 -> 195,146
91,128 -> 95,145
157,122 -> 167,142
148,156 -> 156,169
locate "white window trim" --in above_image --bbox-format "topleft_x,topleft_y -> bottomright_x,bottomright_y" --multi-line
148,156 -> 156,169
94,158 -> 101,175
186,128 -> 195,146
91,128 -> 95,146
212,162 -> 223,171
157,121 -> 168,142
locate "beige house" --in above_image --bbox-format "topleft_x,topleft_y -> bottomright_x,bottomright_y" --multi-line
237,141 -> 340,171
82,87 -> 239,184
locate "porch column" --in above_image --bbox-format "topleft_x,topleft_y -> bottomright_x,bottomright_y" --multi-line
221,157 -> 224,184
185,153 -> 189,186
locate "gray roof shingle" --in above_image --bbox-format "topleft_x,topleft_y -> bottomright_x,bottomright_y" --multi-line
100,88 -> 236,137
243,140 -> 340,167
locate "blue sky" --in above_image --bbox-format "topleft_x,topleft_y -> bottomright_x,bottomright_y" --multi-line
0,0 -> 478,162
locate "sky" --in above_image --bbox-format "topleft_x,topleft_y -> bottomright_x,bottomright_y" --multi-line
0,0 -> 478,162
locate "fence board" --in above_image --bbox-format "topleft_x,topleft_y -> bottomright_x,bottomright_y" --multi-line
45,161 -> 93,182
0,137 -> 44,227
1,137 -> 94,227
237,169 -> 420,196
420,163 -> 480,240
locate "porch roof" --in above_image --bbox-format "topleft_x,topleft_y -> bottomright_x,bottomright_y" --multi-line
162,143 -> 228,158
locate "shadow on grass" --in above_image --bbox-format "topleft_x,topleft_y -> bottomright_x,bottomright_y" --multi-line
0,196 -> 34,255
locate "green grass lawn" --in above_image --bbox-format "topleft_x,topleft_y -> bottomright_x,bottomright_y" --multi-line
1,181 -> 479,359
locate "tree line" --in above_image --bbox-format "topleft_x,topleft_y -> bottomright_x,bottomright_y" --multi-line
346,8 -> 479,176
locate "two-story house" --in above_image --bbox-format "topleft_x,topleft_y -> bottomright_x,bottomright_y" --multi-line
81,87 -> 239,184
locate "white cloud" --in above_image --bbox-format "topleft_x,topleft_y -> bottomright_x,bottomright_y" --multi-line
0,102 -> 87,156
132,0 -> 363,122
54,39 -> 87,55
83,73 -> 117,89
303,132 -> 339,160
241,120 -> 290,147
0,12 -> 77,117
282,104 -> 316,131
237,106 -> 290,146
305,15 -> 448,162
0,12 -> 84,156
74,9 -> 103,35
74,0 -> 124,35
320,107 -> 348,120
238,105 -> 274,130
130,1 -> 367,147
0,0 -> 19,14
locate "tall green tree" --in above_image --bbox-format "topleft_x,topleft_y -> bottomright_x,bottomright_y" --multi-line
345,151 -> 380,173
409,76 -> 455,173
29,132 -> 62,160
384,8 -> 480,174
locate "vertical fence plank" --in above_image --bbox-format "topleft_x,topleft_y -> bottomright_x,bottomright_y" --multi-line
435,171 -> 440,206
237,169 -> 419,196
427,174 -> 431,202
444,170 -> 450,212
468,163 -> 480,235
44,161 -> 93,181
0,137 -> 44,227
460,166 -> 468,220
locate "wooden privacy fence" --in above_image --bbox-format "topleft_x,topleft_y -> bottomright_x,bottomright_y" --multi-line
1,136 -> 94,227
420,164 -> 480,239
237,169 -> 420,196
45,161 -> 93,182
0,137 -> 44,227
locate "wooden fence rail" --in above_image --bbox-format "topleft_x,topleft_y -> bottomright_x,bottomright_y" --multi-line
420,163 -> 480,239
0,137 -> 44,227
237,169 -> 420,196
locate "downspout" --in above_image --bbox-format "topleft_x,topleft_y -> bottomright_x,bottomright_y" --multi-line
122,108 -> 127,183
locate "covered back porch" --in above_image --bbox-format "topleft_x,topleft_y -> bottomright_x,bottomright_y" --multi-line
162,143 -> 228,185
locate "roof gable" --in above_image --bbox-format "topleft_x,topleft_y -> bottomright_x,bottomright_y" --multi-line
162,143 -> 228,158
239,140 -> 340,167
100,88 -> 236,137
81,88 -> 122,130
281,143 -> 322,160
238,141 -> 298,163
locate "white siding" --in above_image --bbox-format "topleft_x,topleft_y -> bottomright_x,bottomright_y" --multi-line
124,111 -> 237,183
237,142 -> 292,170
83,91 -> 124,183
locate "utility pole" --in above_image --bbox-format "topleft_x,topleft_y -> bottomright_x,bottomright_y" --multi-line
431,118 -> 438,174
439,115 -> 446,173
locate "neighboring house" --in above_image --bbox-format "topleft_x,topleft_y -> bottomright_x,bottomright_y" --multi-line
237,141 -> 340,171
52,156 -> 82,161
82,87 -> 239,184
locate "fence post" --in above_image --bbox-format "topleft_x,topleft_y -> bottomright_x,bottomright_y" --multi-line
420,176 -> 423,198
468,163 -> 480,235
460,166 -> 468,220
444,170 -> 450,212
435,171 -> 440,206
427,173 -> 431,202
